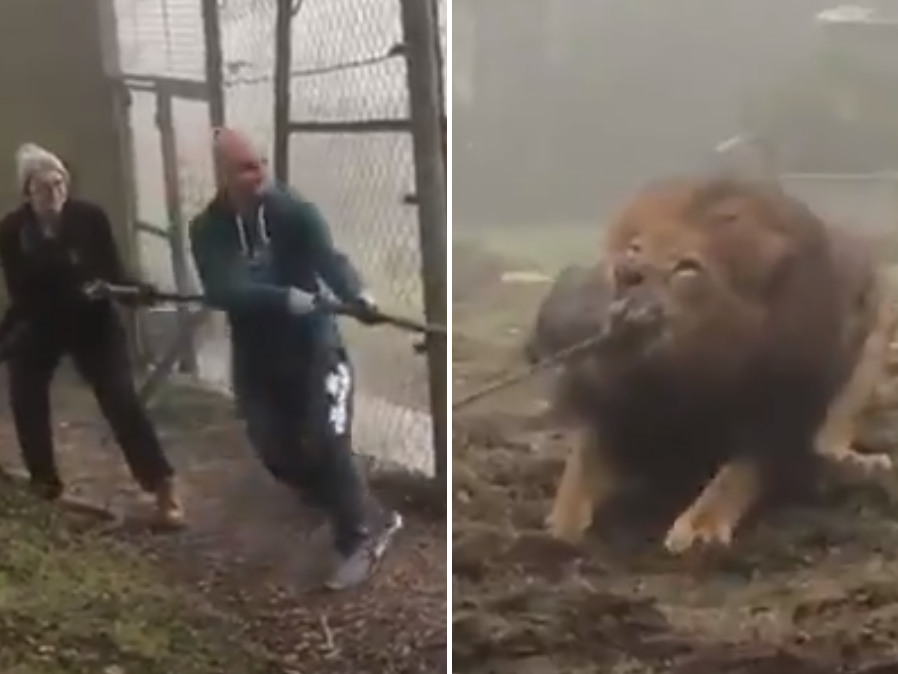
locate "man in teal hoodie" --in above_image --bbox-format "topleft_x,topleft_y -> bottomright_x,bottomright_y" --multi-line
190,128 -> 402,590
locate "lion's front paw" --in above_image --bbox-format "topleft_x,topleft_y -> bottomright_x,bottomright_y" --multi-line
545,503 -> 591,545
663,510 -> 734,555
845,450 -> 893,476
823,445 -> 894,479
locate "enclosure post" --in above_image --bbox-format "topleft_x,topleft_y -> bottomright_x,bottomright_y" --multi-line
399,0 -> 448,485
201,0 -> 226,128
272,0 -> 294,183
155,90 -> 198,375
428,0 -> 447,173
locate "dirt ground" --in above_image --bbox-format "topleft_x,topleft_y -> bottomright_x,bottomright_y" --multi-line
0,372 -> 446,674
452,242 -> 898,674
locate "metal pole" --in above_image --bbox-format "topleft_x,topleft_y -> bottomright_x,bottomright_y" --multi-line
273,0 -> 293,183
201,0 -> 226,127
399,0 -> 448,484
156,90 -> 198,375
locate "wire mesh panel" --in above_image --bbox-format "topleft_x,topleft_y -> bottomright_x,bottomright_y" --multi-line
115,0 -> 205,78
288,0 -> 433,475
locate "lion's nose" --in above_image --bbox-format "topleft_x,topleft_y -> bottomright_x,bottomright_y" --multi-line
613,262 -> 645,289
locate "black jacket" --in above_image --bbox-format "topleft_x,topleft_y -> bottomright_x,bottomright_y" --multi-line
0,199 -> 138,344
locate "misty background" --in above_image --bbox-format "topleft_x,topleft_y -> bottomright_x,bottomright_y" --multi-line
453,0 -> 898,235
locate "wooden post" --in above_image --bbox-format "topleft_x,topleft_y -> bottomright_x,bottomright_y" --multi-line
399,0 -> 448,484
201,0 -> 226,128
272,0 -> 294,183
429,0 -> 446,174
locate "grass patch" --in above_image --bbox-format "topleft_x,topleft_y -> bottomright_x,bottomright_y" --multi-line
0,481 -> 279,674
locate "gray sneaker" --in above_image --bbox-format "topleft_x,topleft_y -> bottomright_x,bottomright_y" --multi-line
324,510 -> 404,591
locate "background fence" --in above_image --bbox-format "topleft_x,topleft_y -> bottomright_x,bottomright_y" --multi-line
109,0 -> 446,481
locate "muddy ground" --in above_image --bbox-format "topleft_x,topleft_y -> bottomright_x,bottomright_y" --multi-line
452,242 -> 898,674
0,369 -> 446,674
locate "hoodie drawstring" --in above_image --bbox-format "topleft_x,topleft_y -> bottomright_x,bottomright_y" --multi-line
234,205 -> 270,258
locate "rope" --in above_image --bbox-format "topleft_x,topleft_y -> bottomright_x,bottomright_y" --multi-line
452,329 -> 611,412
98,284 -> 446,338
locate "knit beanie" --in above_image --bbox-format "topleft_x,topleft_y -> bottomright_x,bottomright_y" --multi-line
15,143 -> 69,193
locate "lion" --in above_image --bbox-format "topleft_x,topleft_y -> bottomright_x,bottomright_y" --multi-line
544,176 -> 896,554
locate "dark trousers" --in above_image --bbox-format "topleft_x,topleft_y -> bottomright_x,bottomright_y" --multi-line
7,319 -> 173,493
235,345 -> 369,555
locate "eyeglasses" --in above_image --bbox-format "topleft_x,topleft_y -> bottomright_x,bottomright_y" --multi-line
29,168 -> 67,191
33,177 -> 66,191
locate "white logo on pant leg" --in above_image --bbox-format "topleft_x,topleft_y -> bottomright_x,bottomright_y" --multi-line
325,363 -> 352,435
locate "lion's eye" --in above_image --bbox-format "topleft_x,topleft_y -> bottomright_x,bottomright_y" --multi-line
626,241 -> 642,257
671,258 -> 703,278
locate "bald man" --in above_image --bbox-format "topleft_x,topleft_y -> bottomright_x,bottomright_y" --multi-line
189,129 -> 402,591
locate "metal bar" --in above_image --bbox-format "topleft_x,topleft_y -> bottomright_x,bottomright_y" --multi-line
155,91 -> 198,375
273,0 -> 294,182
399,0 -> 449,485
118,74 -> 209,100
138,310 -> 210,405
286,118 -> 410,134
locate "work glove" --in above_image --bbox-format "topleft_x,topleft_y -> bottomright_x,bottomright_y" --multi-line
286,287 -> 319,315
349,292 -> 384,326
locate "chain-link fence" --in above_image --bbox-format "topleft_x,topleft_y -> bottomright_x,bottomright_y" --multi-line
108,0 -> 446,480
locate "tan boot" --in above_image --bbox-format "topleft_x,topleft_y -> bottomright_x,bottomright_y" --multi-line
152,478 -> 186,530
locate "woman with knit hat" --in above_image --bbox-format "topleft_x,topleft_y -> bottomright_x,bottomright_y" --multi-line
0,143 -> 184,529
